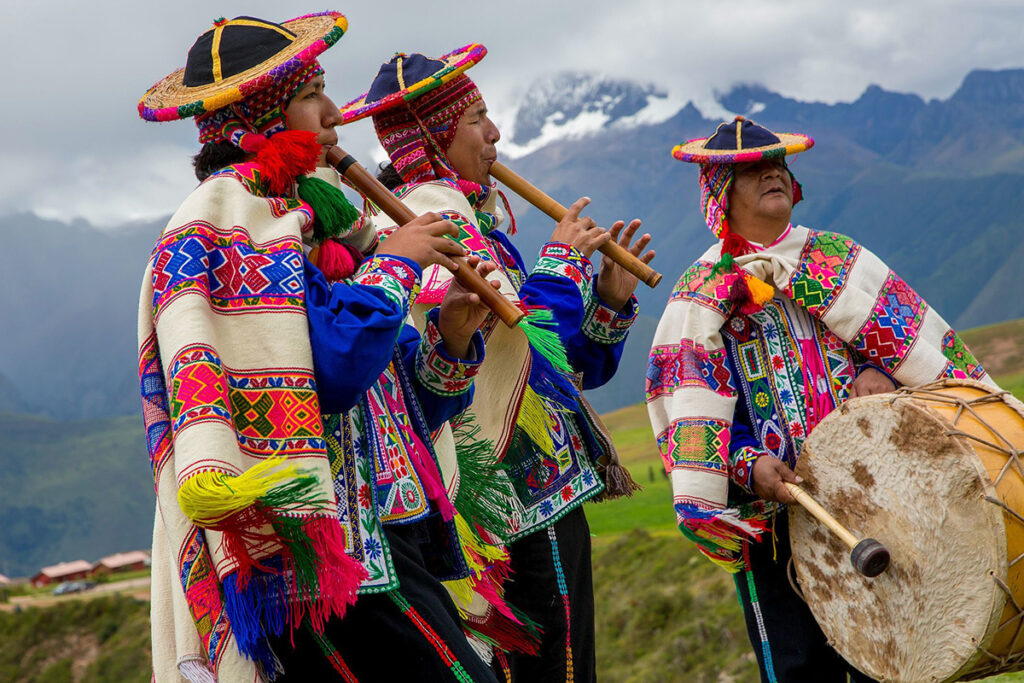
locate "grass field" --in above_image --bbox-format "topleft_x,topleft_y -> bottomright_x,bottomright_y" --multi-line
1,323 -> 1020,681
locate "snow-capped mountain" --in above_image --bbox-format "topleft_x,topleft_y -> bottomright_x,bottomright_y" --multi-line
503,73 -> 684,157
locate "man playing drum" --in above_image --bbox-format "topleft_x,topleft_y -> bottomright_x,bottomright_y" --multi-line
646,116 -> 990,682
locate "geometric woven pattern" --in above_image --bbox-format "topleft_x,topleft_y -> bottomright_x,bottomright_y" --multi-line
178,526 -> 232,669
670,261 -> 733,317
139,333 -> 172,485
168,344 -> 232,434
152,221 -> 305,317
852,271 -> 927,373
786,231 -> 860,317
227,371 -> 324,455
941,329 -> 987,380
659,418 -> 731,473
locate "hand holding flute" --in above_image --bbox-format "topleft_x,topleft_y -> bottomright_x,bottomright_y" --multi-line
326,146 -> 525,327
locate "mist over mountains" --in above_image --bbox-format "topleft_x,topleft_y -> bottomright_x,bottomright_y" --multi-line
1,67 -> 1022,575
2,67 -> 1022,424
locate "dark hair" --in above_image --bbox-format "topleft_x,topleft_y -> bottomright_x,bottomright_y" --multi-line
192,142 -> 249,181
376,162 -> 404,191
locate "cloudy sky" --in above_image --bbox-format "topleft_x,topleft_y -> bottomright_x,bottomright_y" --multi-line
3,0 -> 1023,227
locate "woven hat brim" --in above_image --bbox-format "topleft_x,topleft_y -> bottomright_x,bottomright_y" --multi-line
139,12 -> 347,122
337,44 -> 486,125
672,132 -> 814,164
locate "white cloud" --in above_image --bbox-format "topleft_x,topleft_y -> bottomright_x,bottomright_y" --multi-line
3,0 -> 1024,226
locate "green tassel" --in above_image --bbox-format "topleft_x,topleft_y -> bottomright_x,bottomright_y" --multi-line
520,308 -> 571,374
710,252 -> 736,278
451,415 -> 517,540
296,175 -> 361,243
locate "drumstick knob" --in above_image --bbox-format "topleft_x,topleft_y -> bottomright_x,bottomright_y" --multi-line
785,482 -> 891,577
850,538 -> 890,577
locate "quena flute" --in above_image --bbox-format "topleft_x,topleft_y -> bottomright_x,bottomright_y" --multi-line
326,146 -> 524,328
489,161 -> 662,288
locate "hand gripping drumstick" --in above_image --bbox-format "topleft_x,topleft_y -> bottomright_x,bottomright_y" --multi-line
489,161 -> 663,289
326,147 -> 525,328
784,482 -> 890,577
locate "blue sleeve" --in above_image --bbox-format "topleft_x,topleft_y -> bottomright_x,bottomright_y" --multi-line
304,255 -> 419,414
490,232 -> 629,390
395,329 -> 469,433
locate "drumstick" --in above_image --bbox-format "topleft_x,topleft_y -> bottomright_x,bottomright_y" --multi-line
489,161 -> 663,288
784,482 -> 890,577
326,147 -> 525,328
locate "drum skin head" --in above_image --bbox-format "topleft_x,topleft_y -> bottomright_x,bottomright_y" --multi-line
791,393 -> 1006,683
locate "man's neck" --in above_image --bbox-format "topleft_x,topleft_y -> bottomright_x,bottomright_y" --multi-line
730,218 -> 790,246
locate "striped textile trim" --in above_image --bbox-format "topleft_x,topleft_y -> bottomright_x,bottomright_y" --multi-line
547,527 -> 575,683
306,623 -> 359,682
741,542 -> 777,683
387,592 -> 474,683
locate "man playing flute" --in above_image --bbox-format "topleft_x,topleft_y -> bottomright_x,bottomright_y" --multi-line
339,45 -> 655,682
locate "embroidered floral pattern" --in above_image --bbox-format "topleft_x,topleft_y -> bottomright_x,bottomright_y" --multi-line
352,256 -> 421,314
415,317 -> 483,396
582,293 -> 637,344
532,242 -> 594,300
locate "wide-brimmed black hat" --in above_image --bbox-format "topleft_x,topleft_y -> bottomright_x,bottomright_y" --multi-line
672,116 -> 813,164
139,12 -> 347,122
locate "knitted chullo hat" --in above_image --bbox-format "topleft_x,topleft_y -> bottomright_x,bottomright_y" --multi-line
673,116 -> 814,313
338,45 -> 487,185
139,13 -> 347,196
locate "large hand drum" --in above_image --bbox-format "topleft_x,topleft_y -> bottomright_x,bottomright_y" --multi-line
790,379 -> 1024,682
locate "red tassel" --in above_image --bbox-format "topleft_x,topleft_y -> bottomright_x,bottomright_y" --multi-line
722,230 -> 754,259
255,130 -> 321,196
315,239 -> 363,282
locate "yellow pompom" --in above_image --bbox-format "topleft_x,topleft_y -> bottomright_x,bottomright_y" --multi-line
745,274 -> 775,306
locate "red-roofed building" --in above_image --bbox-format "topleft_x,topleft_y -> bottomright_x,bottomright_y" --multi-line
32,560 -> 92,587
90,551 -> 150,577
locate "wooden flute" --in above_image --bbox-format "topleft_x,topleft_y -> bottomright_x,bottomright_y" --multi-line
326,146 -> 525,328
489,161 -> 662,288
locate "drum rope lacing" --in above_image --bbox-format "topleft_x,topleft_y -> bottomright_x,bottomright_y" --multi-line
892,383 -> 1024,676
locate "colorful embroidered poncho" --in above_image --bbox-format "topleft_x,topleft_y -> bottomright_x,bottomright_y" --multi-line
369,180 -> 638,535
646,225 -> 992,571
141,163 -> 477,680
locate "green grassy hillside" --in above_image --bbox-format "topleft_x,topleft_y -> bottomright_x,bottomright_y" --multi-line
0,414 -> 153,578
0,321 -> 1021,681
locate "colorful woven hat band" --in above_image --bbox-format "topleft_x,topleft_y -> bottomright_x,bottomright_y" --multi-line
372,74 -> 483,185
196,60 -> 324,151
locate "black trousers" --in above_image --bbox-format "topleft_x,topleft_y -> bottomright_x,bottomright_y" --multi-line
734,511 -> 876,683
270,522 -> 499,682
498,505 -> 596,683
